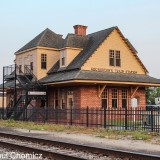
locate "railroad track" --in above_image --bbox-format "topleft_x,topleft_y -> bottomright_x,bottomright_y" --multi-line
0,132 -> 159,160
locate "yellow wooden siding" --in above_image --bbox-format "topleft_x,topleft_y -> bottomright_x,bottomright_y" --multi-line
16,48 -> 60,80
37,48 -> 60,79
0,96 -> 6,108
66,48 -> 82,66
81,29 -> 146,75
16,49 -> 38,76
60,48 -> 82,68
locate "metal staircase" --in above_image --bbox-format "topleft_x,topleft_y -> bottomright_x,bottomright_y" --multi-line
3,64 -> 47,120
6,95 -> 26,118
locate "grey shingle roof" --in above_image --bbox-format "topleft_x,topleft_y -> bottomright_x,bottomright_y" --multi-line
0,80 -> 15,89
66,27 -> 115,71
48,27 -> 116,73
15,26 -> 148,75
40,70 -> 160,85
125,39 -> 137,53
62,34 -> 89,48
15,28 -> 64,53
47,60 -> 60,74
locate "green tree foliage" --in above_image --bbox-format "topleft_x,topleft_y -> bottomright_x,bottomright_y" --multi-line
146,87 -> 160,105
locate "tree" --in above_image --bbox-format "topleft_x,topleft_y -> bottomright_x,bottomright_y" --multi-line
146,87 -> 160,105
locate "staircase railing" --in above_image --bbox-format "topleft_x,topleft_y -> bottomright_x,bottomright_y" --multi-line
16,65 -> 33,87
24,65 -> 41,86
6,95 -> 24,118
4,64 -> 46,120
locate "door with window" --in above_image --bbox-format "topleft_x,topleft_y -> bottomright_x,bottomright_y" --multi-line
101,88 -> 108,109
54,90 -> 59,109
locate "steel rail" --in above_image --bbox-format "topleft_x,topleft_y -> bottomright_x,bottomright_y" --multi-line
0,132 -> 159,160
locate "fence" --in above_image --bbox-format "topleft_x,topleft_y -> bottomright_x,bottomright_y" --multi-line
1,106 -> 160,132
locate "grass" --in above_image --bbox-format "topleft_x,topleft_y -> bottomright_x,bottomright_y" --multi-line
0,120 -> 159,141
132,131 -> 152,140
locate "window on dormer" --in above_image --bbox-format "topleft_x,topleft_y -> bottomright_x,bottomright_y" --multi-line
61,51 -> 66,66
41,54 -> 47,69
61,57 -> 65,66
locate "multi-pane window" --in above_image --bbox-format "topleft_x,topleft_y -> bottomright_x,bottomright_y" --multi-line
19,58 -> 23,73
60,50 -> 66,67
19,65 -> 22,73
41,54 -> 47,69
30,55 -> 33,71
101,88 -> 108,109
116,51 -> 121,66
61,90 -> 65,109
30,62 -> 33,71
109,50 -> 121,67
109,50 -> 114,66
122,89 -> 127,108
112,89 -> 118,108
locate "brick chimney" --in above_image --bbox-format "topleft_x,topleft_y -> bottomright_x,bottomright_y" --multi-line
73,25 -> 87,36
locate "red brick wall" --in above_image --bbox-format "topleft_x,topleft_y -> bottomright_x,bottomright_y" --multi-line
73,25 -> 87,36
132,87 -> 146,108
78,86 -> 146,109
80,86 -> 101,108
73,87 -> 81,108
47,85 -> 146,109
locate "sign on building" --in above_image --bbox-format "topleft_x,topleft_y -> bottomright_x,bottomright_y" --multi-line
28,91 -> 46,96
131,98 -> 138,108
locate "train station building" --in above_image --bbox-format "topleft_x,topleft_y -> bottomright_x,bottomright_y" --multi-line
1,25 -> 160,114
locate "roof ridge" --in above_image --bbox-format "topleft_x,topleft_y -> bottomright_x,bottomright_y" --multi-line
74,70 -> 81,78
66,26 -> 115,70
65,33 -> 87,37
87,26 -> 116,36
37,28 -> 48,46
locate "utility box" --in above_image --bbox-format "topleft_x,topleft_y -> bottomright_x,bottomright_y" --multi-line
155,97 -> 160,105
131,98 -> 138,108
143,111 -> 160,126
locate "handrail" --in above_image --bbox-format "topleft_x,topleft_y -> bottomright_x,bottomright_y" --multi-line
24,65 -> 41,86
16,65 -> 32,86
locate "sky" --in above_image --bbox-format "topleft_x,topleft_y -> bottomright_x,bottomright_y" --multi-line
0,0 -> 160,82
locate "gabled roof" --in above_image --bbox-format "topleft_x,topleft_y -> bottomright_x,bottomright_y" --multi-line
66,27 -> 115,71
48,26 -> 148,74
15,28 -> 64,53
48,27 -> 115,73
15,26 -> 148,74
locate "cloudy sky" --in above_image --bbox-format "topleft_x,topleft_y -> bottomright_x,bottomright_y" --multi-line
0,0 -> 160,82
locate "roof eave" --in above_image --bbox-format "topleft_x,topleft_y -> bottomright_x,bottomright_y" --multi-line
115,27 -> 149,74
43,79 -> 160,87
15,46 -> 60,55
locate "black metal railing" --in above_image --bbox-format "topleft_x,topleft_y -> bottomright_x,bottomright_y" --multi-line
1,106 -> 160,132
3,64 -> 15,77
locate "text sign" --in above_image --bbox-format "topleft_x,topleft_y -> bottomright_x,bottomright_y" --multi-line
28,91 -> 46,96
91,68 -> 137,74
